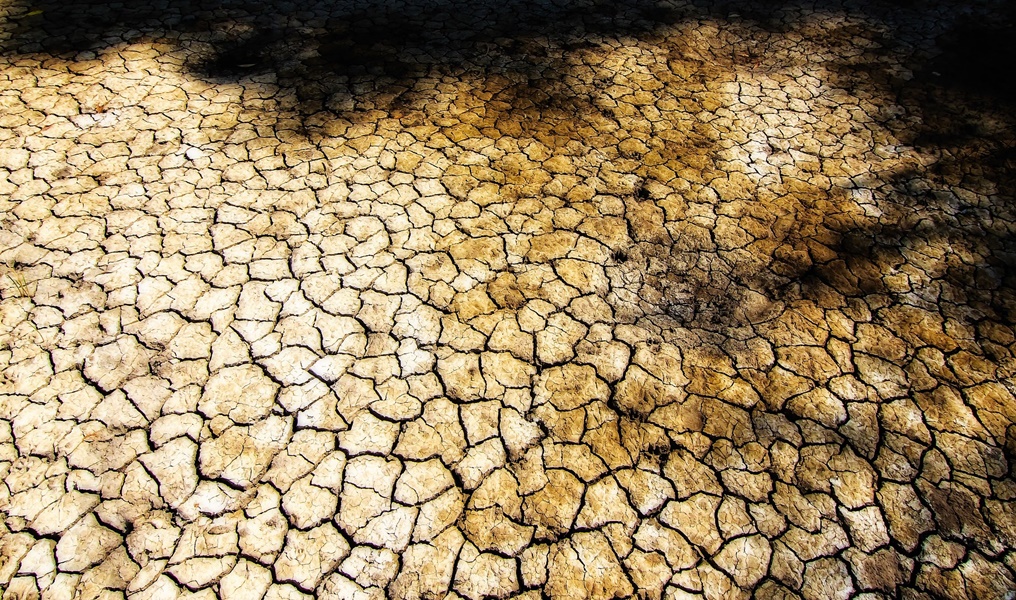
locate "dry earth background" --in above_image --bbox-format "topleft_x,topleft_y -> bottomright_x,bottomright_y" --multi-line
1,0 -> 1015,597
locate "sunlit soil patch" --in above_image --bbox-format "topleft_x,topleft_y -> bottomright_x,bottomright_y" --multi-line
1,0 -> 1015,598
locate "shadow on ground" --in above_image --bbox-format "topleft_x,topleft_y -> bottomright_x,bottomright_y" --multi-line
3,0 -> 1015,334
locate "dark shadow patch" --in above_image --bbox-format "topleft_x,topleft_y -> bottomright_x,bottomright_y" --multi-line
200,29 -> 284,76
631,2 -> 1016,337
920,17 -> 1016,105
6,0 -> 1016,336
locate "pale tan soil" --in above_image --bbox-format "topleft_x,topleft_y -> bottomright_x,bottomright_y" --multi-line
1,0 -> 1015,598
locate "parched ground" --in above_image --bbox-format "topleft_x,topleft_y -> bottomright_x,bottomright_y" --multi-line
1,0 -> 1015,597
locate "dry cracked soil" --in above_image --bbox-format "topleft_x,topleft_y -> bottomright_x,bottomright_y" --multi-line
1,0 -> 1016,598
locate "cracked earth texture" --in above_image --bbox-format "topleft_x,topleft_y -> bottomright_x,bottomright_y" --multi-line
1,0 -> 1016,597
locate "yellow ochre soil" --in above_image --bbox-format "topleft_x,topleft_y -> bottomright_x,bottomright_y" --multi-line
1,0 -> 1015,598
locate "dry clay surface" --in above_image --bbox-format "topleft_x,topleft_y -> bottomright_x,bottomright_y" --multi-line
1,0 -> 1016,598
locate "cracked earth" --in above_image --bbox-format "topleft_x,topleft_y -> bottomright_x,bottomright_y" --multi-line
1,0 -> 1016,598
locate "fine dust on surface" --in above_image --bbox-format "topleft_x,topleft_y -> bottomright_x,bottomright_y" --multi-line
1,0 -> 1016,599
